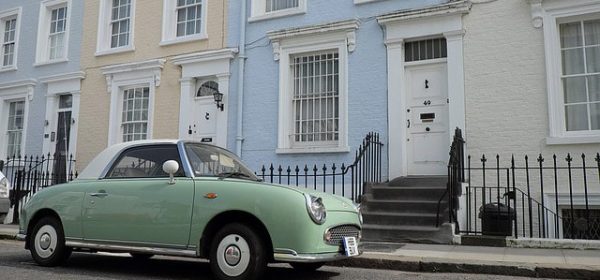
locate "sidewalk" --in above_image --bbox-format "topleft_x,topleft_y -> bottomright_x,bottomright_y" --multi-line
1,224 -> 598,279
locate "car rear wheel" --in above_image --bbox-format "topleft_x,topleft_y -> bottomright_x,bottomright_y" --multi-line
30,216 -> 71,266
209,223 -> 267,280
290,262 -> 325,272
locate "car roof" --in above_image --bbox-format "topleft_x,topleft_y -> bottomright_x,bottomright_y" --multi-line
78,139 -> 181,179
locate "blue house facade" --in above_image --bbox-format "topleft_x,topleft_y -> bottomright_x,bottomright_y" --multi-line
0,0 -> 84,162
226,0 -> 466,182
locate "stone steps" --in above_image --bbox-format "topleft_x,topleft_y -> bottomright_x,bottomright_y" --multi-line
360,176 -> 454,244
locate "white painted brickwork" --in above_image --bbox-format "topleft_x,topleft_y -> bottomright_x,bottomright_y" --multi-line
463,0 -> 599,159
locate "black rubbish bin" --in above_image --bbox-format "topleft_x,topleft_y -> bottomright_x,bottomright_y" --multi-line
478,203 -> 515,236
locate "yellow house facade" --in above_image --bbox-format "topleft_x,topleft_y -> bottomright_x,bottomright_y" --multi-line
77,0 -> 234,169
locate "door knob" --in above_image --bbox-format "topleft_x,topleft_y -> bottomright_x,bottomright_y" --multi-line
426,127 -> 431,132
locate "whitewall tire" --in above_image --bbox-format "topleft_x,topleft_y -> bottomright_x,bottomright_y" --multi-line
209,223 -> 267,280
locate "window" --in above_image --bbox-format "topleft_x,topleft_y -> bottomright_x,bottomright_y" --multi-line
266,0 -> 298,12
110,0 -> 131,48
121,87 -> 149,142
96,0 -> 135,55
292,51 -> 340,143
36,1 -> 70,64
176,0 -> 202,37
2,18 -> 16,67
541,2 -> 600,144
560,19 -> 600,132
0,8 -> 20,70
161,0 -> 206,45
268,20 -> 357,153
562,209 -> 600,239
197,81 -> 218,97
250,0 -> 306,22
106,145 -> 184,178
6,100 -> 24,158
184,143 -> 257,179
405,38 -> 447,62
49,6 -> 68,59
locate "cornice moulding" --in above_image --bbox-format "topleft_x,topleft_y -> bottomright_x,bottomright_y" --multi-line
377,0 -> 471,24
171,48 -> 238,66
39,71 -> 86,84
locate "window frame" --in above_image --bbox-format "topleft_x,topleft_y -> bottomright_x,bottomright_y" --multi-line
35,0 -> 71,66
105,144 -> 185,179
0,80 -> 32,160
120,86 -> 150,142
5,99 -> 25,158
249,0 -> 306,22
543,4 -> 600,144
96,0 -> 136,56
160,0 -> 207,46
275,34 -> 350,154
0,7 -> 21,72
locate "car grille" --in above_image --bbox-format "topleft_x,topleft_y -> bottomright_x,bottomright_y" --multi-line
325,225 -> 361,246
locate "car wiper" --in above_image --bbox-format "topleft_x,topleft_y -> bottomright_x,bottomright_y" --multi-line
217,172 -> 255,181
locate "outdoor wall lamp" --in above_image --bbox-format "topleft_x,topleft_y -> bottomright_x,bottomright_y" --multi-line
213,91 -> 224,111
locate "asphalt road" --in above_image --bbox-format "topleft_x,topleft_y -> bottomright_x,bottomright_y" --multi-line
0,240 -> 547,280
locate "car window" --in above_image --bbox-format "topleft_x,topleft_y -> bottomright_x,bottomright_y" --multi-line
184,143 -> 258,180
106,145 -> 185,178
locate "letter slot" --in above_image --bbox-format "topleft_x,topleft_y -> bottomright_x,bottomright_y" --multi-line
420,113 -> 435,123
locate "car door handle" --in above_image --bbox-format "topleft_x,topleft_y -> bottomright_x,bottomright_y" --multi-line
89,192 -> 108,197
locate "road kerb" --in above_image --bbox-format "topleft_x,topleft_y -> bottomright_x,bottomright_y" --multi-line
330,254 -> 600,279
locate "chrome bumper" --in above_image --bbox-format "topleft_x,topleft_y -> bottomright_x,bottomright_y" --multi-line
16,234 -> 26,241
273,249 -> 359,263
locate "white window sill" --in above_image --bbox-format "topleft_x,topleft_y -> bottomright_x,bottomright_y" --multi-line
249,9 -> 305,23
276,146 -> 350,154
160,34 -> 208,46
0,66 -> 17,73
546,135 -> 600,145
33,58 -> 69,67
95,45 -> 135,57
354,0 -> 385,4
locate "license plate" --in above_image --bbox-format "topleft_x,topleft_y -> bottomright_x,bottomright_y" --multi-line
343,237 -> 359,257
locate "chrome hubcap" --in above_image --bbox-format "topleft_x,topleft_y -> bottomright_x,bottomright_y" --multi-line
39,233 -> 51,250
224,245 -> 241,266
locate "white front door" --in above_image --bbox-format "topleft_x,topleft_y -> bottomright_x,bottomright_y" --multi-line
405,63 -> 449,175
190,96 -> 219,145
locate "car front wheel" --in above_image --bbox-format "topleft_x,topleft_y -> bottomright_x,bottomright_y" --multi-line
209,223 -> 267,280
30,216 -> 72,266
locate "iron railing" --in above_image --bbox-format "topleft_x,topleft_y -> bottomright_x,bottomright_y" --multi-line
436,128 -> 465,230
462,153 -> 600,240
0,154 -> 77,224
257,132 -> 384,203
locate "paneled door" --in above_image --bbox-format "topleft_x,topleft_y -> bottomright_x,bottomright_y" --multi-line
405,62 -> 449,175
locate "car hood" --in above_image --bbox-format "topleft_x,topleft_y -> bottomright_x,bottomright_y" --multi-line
255,181 -> 358,213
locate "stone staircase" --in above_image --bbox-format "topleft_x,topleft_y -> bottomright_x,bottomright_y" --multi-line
361,176 -> 455,244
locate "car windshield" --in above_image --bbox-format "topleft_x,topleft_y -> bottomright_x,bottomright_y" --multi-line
184,143 -> 259,181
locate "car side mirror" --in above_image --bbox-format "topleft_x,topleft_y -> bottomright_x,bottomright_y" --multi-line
163,160 -> 179,185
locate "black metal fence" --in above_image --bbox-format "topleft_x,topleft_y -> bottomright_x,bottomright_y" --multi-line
437,128 -> 464,231
462,153 -> 600,240
257,132 -> 384,203
0,154 -> 77,224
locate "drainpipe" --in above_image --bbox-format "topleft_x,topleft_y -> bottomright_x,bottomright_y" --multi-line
235,0 -> 247,156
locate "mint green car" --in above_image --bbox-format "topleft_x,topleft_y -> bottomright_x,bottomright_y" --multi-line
18,140 -> 362,280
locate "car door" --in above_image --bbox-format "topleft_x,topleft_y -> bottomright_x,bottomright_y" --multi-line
82,144 -> 194,248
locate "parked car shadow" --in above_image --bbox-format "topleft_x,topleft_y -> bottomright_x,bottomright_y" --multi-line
56,252 -> 341,280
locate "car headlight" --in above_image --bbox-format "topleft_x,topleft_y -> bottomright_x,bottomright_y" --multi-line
0,177 -> 8,199
304,194 -> 326,225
